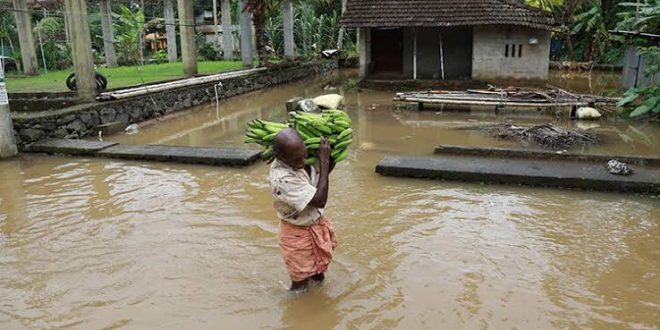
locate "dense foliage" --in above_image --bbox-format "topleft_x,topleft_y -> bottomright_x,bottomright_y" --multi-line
614,0 -> 660,118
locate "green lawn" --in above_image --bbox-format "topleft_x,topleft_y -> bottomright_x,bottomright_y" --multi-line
5,61 -> 245,93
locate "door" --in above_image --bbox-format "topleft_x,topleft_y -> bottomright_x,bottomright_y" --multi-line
371,28 -> 403,74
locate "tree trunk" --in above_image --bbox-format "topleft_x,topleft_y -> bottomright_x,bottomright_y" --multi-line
337,0 -> 347,50
221,0 -> 233,59
13,0 -> 39,75
139,0 -> 145,65
164,0 -> 178,63
177,0 -> 197,75
213,0 -> 219,48
64,0 -> 97,101
282,0 -> 294,59
100,0 -> 118,67
239,0 -> 253,67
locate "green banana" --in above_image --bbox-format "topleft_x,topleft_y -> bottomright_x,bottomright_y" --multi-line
305,157 -> 318,165
334,139 -> 352,150
304,137 -> 321,145
263,132 -> 278,141
312,123 -> 333,135
261,146 -> 273,159
333,120 -> 351,129
331,146 -> 344,158
306,143 -> 320,150
333,147 -> 349,162
337,128 -> 353,140
250,128 -> 269,137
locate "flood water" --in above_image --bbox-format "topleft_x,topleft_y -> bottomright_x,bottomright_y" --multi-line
1,70 -> 659,329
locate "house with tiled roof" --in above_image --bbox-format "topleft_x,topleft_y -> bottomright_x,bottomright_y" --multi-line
340,0 -> 555,80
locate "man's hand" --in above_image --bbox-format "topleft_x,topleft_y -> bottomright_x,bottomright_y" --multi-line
317,137 -> 331,167
308,137 -> 331,209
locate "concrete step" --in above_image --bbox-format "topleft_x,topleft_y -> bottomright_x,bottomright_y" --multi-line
28,139 -> 261,167
376,155 -> 660,194
434,144 -> 660,166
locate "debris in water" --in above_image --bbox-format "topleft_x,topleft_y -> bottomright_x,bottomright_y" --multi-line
575,107 -> 602,120
125,124 -> 139,135
607,160 -> 633,176
298,99 -> 319,112
489,123 -> 596,150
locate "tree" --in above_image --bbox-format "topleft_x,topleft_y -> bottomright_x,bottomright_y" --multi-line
244,0 -> 268,66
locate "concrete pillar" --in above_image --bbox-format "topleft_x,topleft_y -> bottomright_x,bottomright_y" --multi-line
65,0 -> 97,101
336,0 -> 347,50
358,27 -> 371,78
164,0 -> 178,63
213,0 -> 220,48
282,0 -> 294,59
0,66 -> 18,158
13,0 -> 39,75
239,0 -> 253,67
99,0 -> 118,67
221,0 -> 233,60
177,0 -> 197,75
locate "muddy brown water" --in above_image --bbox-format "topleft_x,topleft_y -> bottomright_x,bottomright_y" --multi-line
1,70 -> 659,329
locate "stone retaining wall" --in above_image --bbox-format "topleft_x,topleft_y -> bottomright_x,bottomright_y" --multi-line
12,61 -> 337,148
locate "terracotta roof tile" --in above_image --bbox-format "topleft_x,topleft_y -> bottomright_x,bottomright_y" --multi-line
340,0 -> 555,30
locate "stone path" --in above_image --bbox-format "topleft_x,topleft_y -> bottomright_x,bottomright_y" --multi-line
376,154 -> 660,194
29,139 -> 261,167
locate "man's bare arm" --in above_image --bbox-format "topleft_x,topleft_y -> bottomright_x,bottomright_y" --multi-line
308,138 -> 331,208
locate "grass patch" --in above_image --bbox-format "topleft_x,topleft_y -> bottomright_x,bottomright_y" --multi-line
5,60 -> 244,93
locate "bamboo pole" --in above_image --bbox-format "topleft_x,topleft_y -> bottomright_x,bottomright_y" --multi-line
413,29 -> 418,80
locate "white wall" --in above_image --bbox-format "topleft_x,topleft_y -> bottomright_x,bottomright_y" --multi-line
472,26 -> 551,80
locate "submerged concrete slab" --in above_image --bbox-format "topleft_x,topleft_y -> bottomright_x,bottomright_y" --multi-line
97,144 -> 261,166
435,144 -> 660,166
29,139 -> 118,155
376,155 -> 660,194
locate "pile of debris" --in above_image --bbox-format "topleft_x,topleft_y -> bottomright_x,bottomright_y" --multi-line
489,123 -> 597,150
394,85 -> 620,111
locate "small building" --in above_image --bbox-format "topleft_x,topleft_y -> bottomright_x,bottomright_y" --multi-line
340,0 -> 555,81
610,30 -> 660,89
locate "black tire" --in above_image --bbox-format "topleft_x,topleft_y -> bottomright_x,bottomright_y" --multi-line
65,72 -> 108,91
66,72 -> 77,91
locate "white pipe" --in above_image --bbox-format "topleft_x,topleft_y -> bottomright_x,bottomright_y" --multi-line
413,29 -> 417,80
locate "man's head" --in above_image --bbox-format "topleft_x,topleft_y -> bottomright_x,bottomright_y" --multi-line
273,128 -> 307,169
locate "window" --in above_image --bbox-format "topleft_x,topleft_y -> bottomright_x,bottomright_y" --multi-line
504,43 -> 523,58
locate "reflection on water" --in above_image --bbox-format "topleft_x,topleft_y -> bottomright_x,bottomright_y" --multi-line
1,70 -> 659,329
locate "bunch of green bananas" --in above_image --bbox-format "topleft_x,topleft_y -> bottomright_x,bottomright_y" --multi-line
289,110 -> 352,165
244,109 -> 353,164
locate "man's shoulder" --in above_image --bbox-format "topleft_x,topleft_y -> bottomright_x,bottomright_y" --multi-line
269,161 -> 296,182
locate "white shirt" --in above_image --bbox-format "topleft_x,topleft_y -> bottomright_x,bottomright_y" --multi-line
269,159 -> 324,227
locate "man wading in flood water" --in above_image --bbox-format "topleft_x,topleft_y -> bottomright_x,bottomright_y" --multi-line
269,128 -> 338,291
